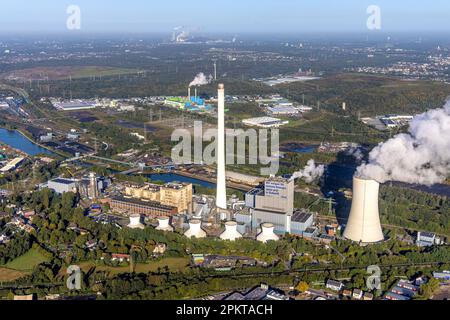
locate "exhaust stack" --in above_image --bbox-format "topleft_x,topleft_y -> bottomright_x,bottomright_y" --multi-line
343,176 -> 384,243
216,84 -> 227,209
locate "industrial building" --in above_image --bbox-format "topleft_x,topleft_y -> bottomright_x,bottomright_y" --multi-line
47,178 -> 78,194
109,196 -> 178,218
47,173 -> 108,199
268,104 -> 299,116
416,231 -> 437,247
245,177 -> 294,234
289,210 -> 315,236
242,117 -> 289,128
124,182 -> 193,214
51,99 -> 97,111
0,157 -> 24,173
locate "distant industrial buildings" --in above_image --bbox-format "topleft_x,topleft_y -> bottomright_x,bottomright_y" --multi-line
242,117 -> 289,128
45,173 -> 109,199
0,157 -> 24,173
51,99 -> 98,111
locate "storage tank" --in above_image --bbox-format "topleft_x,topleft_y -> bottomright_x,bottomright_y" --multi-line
156,216 -> 174,232
257,223 -> 279,243
343,176 -> 384,243
184,219 -> 207,239
127,214 -> 145,230
220,221 -> 243,241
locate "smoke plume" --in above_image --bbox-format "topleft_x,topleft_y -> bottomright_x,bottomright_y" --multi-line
292,159 -> 325,183
189,73 -> 213,87
346,146 -> 365,163
357,100 -> 450,185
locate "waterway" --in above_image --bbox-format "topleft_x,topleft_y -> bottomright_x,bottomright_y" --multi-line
0,128 -> 53,156
147,173 -> 216,189
325,163 -> 450,197
281,143 -> 318,154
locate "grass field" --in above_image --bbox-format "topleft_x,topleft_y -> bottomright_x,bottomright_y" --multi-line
5,248 -> 50,272
0,268 -> 29,282
74,257 -> 190,276
1,66 -> 140,81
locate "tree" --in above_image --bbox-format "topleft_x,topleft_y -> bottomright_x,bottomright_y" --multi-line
296,281 -> 309,293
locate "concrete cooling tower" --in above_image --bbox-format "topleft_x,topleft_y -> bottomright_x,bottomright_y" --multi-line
343,176 -> 384,244
156,216 -> 174,232
220,221 -> 243,241
184,219 -> 207,239
257,223 -> 279,243
127,214 -> 145,230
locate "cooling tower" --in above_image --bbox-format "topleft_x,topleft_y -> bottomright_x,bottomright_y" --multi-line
184,219 -> 207,239
343,176 -> 384,243
257,223 -> 279,243
127,214 -> 145,230
220,221 -> 243,241
156,216 -> 174,232
216,84 -> 227,209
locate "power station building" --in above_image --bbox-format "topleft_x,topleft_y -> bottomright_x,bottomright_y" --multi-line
124,182 -> 193,214
245,177 -> 295,234
109,196 -> 178,218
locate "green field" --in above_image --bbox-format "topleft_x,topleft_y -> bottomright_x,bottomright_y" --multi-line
0,268 -> 29,281
5,248 -> 50,272
75,257 -> 190,276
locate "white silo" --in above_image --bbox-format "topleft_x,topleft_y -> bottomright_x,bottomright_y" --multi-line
184,219 -> 207,239
257,223 -> 279,243
127,214 -> 145,230
343,176 -> 384,243
216,84 -> 227,210
156,216 -> 174,232
220,221 -> 243,241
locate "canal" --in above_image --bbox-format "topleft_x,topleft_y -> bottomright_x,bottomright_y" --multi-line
0,128 -> 53,156
146,173 -> 216,189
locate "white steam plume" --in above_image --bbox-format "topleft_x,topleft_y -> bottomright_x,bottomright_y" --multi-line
292,159 -> 325,183
189,73 -> 213,87
357,100 -> 450,186
346,146 -> 364,163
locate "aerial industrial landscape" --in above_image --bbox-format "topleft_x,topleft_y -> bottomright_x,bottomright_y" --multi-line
0,1 -> 449,309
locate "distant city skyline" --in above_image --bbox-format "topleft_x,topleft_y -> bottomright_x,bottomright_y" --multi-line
1,0 -> 450,34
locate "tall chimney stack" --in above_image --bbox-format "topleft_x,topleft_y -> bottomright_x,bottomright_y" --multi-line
216,84 -> 227,209
343,176 -> 384,243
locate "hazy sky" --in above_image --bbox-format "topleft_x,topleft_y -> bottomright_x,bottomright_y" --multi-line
1,0 -> 449,34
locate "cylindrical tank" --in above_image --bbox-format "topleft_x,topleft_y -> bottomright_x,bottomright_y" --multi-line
343,176 -> 384,243
184,219 -> 207,239
156,216 -> 174,232
220,221 -> 243,241
257,223 -> 279,243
